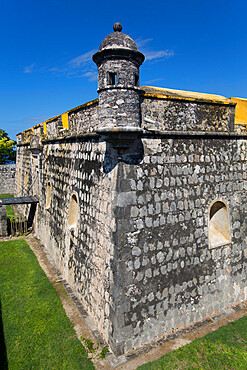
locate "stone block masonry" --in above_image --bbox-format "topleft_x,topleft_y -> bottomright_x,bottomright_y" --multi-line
110,136 -> 247,354
0,164 -> 16,194
0,206 -> 7,237
37,139 -> 117,344
14,23 -> 247,357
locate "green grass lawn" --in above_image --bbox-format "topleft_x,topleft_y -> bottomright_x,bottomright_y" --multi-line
138,316 -> 247,370
0,239 -> 94,369
1,238 -> 246,370
0,194 -> 15,218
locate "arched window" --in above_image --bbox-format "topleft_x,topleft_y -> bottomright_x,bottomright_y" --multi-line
68,193 -> 79,231
46,182 -> 51,209
209,200 -> 231,248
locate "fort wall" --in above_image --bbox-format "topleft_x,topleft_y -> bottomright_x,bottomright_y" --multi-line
15,104 -> 247,354
0,164 -> 16,194
0,206 -> 7,237
109,136 -> 247,353
37,139 -> 117,342
15,136 -> 118,343
140,87 -> 235,132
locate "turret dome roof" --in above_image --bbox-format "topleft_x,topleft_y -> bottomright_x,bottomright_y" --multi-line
98,23 -> 138,52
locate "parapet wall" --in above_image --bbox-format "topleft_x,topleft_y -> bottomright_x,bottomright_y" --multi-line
0,164 -> 16,194
141,86 -> 236,132
17,87 -> 246,147
16,99 -> 99,146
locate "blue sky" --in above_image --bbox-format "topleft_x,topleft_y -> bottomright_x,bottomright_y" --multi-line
1,0 -> 246,140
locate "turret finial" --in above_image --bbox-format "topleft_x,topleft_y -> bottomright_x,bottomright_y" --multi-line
113,22 -> 122,32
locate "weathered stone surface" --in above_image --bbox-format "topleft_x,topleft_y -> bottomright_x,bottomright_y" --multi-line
0,206 -> 7,237
140,93 -> 235,132
109,137 -> 247,354
69,101 -> 99,135
0,164 -> 16,194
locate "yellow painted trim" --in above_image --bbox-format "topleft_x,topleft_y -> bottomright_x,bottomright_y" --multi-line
141,86 -> 235,106
33,124 -> 41,129
142,92 -> 234,105
46,114 -> 62,124
23,128 -> 33,134
43,121 -> 47,134
230,97 -> 247,125
67,98 -> 98,114
62,113 -> 69,129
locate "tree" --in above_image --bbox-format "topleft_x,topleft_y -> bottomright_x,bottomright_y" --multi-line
0,129 -> 16,164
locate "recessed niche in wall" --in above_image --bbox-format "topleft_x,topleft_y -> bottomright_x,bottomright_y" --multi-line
46,182 -> 51,209
68,193 -> 79,231
209,200 -> 231,248
25,171 -> 28,188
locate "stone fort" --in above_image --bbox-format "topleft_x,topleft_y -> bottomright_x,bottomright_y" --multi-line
14,23 -> 247,356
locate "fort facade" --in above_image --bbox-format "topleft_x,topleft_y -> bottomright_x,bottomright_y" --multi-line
15,24 -> 247,356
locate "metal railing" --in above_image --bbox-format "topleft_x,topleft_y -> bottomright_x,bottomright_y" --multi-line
9,216 -> 28,236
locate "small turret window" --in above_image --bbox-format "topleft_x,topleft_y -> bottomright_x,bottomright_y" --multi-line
135,73 -> 139,86
108,72 -> 117,85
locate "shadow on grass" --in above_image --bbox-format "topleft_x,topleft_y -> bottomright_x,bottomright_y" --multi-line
0,298 -> 8,369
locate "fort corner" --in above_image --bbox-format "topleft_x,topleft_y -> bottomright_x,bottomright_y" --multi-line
15,23 -> 247,356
